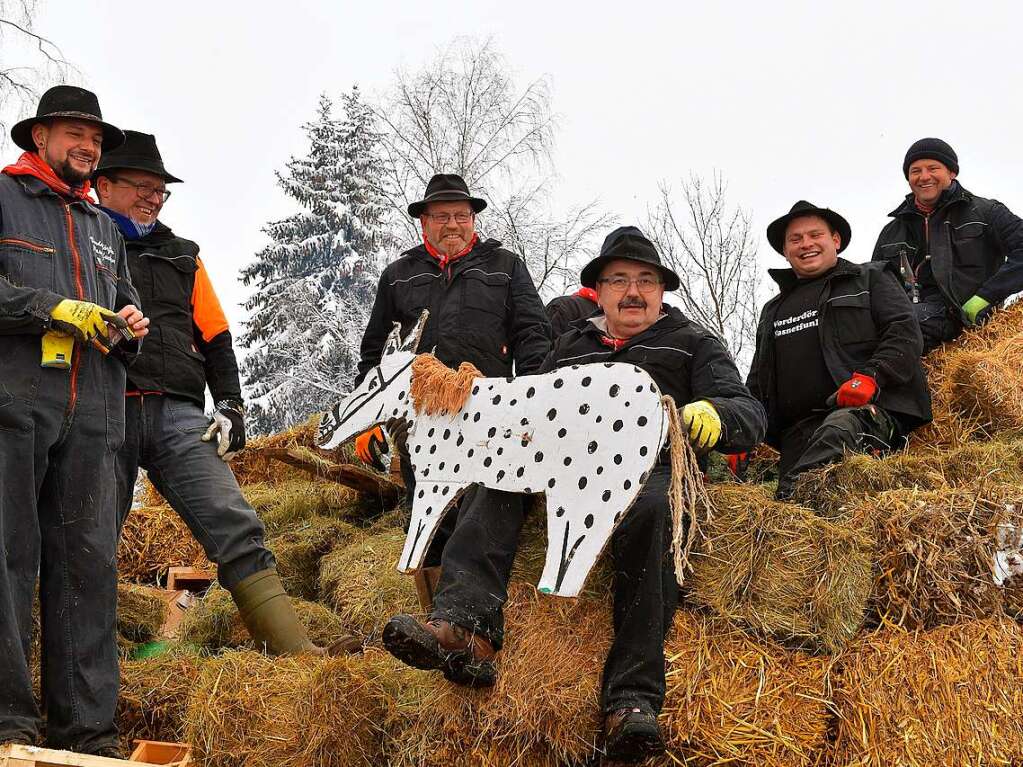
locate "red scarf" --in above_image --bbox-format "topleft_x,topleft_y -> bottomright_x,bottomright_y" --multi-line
576,286 -> 598,303
914,198 -> 935,215
423,229 -> 479,270
2,151 -> 92,200
600,335 -> 625,351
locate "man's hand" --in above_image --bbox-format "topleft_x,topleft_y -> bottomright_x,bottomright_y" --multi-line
680,400 -> 722,452
962,295 -> 992,326
50,299 -> 127,343
834,372 -> 878,408
355,426 -> 389,472
117,304 -> 149,339
201,399 -> 246,461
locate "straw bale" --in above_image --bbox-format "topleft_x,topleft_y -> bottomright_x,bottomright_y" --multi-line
179,585 -> 350,650
248,479 -> 362,535
915,302 -> 1023,447
319,519 -> 420,641
118,503 -> 210,584
410,353 -> 481,416
662,612 -> 833,767
116,583 -> 169,643
852,482 -> 1023,629
185,650 -> 389,767
232,416 -> 361,487
831,617 -> 1023,766
793,437 -> 1023,515
117,650 -> 204,747
266,515 -> 358,598
690,484 -> 872,653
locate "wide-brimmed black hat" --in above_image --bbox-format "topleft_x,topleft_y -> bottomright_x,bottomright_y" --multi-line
766,201 -> 851,255
580,226 -> 681,291
407,173 -> 487,218
11,85 -> 124,153
93,130 -> 183,183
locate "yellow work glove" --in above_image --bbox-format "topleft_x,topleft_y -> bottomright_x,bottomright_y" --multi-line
680,399 -> 722,452
41,331 -> 75,369
49,299 -> 127,343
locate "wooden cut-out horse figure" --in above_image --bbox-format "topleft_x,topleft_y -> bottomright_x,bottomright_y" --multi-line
317,312 -> 671,597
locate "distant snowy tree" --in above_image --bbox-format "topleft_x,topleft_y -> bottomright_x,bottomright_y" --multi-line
240,88 -> 397,434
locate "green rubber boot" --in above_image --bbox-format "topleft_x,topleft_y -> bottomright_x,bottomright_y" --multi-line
229,568 -> 318,655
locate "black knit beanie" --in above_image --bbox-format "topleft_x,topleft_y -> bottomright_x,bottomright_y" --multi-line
903,138 -> 959,178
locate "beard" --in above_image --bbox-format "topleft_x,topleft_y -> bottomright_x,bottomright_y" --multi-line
46,151 -> 93,187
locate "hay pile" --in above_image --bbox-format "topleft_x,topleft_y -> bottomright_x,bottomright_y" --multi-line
118,650 -> 204,748
690,484 -> 873,653
116,583 -> 169,643
248,479 -> 362,535
118,503 -> 211,584
831,617 -> 1023,765
266,515 -> 357,598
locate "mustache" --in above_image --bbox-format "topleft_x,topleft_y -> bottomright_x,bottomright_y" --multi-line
618,298 -> 646,310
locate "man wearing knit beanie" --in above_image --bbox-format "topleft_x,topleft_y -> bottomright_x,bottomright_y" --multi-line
872,137 -> 1023,353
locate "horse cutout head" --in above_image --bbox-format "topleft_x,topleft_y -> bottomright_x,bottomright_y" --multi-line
317,311 -> 429,451
317,309 -> 671,597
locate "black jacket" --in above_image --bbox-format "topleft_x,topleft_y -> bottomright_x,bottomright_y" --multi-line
356,238 -> 551,384
872,182 -> 1023,308
539,306 -> 766,453
123,222 -> 241,407
545,293 -> 598,338
747,258 -> 931,446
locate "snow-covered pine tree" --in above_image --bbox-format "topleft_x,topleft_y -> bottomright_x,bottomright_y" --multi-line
240,88 -> 398,434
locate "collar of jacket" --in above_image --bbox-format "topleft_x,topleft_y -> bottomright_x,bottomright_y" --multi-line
578,304 -> 689,343
767,257 -> 860,293
406,236 -> 501,269
134,220 -> 180,246
9,173 -> 100,214
888,180 -> 967,218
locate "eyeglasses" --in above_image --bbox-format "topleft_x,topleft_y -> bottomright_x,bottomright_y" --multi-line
597,276 -> 664,293
425,212 -> 473,224
108,176 -> 171,203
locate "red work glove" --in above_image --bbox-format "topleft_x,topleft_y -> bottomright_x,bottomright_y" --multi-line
726,452 -> 749,480
354,426 -> 389,472
834,372 -> 878,408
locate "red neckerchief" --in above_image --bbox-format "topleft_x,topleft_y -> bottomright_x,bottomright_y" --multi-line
576,286 -> 598,302
914,198 -> 935,215
423,229 -> 479,270
2,151 -> 92,201
600,335 -> 625,351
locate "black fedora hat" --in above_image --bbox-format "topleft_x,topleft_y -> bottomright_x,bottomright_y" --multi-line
766,201 -> 851,255
93,130 -> 183,183
580,226 -> 681,291
407,173 -> 487,218
11,85 -> 124,153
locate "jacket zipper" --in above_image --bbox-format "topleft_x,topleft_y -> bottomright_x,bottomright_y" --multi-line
64,204 -> 87,415
0,237 -> 56,254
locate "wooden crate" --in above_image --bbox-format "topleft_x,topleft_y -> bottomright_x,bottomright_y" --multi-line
164,567 -> 214,594
1,744 -> 154,766
128,741 -> 191,766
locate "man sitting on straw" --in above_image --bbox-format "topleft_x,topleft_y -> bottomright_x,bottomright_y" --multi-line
747,201 -> 932,500
873,138 -> 1023,353
381,226 -> 766,764
351,173 -> 550,567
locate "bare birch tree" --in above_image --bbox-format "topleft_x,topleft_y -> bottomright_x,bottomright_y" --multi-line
646,172 -> 762,369
375,37 -> 609,299
0,1 -> 76,149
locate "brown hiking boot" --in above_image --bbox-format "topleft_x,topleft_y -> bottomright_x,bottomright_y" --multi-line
603,707 -> 664,763
382,614 -> 496,687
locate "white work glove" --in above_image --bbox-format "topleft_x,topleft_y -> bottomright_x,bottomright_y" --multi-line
201,399 -> 246,461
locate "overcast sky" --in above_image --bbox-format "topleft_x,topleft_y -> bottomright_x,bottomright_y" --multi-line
34,0 -> 1023,332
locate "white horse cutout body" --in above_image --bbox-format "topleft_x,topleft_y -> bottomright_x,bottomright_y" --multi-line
317,314 -> 670,597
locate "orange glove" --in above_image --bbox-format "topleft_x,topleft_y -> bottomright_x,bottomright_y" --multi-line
726,452 -> 749,480
354,426 -> 388,471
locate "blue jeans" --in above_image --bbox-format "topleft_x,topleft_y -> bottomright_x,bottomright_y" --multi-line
114,396 -> 273,590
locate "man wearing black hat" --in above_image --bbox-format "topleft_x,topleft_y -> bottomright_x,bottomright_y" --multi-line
749,202 -> 931,500
353,173 -> 551,562
93,130 -> 332,657
872,138 -> 1023,353
0,86 -> 149,756
380,226 -> 765,763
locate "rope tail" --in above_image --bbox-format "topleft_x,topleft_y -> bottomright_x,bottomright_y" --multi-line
662,395 -> 715,587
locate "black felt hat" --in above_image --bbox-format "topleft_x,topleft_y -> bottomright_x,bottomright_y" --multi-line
407,173 -> 487,218
93,130 -> 183,183
766,201 -> 851,255
11,85 -> 124,153
903,137 -> 959,178
580,226 -> 681,291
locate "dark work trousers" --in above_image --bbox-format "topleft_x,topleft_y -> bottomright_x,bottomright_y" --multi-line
114,396 -> 273,590
0,356 -> 122,752
776,405 -> 898,499
432,466 -> 676,716
915,295 -> 963,355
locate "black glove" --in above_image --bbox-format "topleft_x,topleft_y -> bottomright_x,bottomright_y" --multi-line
201,399 -> 246,461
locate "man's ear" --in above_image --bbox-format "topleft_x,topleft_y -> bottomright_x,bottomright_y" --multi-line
833,231 -> 842,251
94,175 -> 109,202
31,122 -> 49,151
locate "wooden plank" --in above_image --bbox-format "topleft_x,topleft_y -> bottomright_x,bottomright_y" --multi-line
263,448 -> 404,503
164,567 -> 215,593
1,744 -> 161,766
